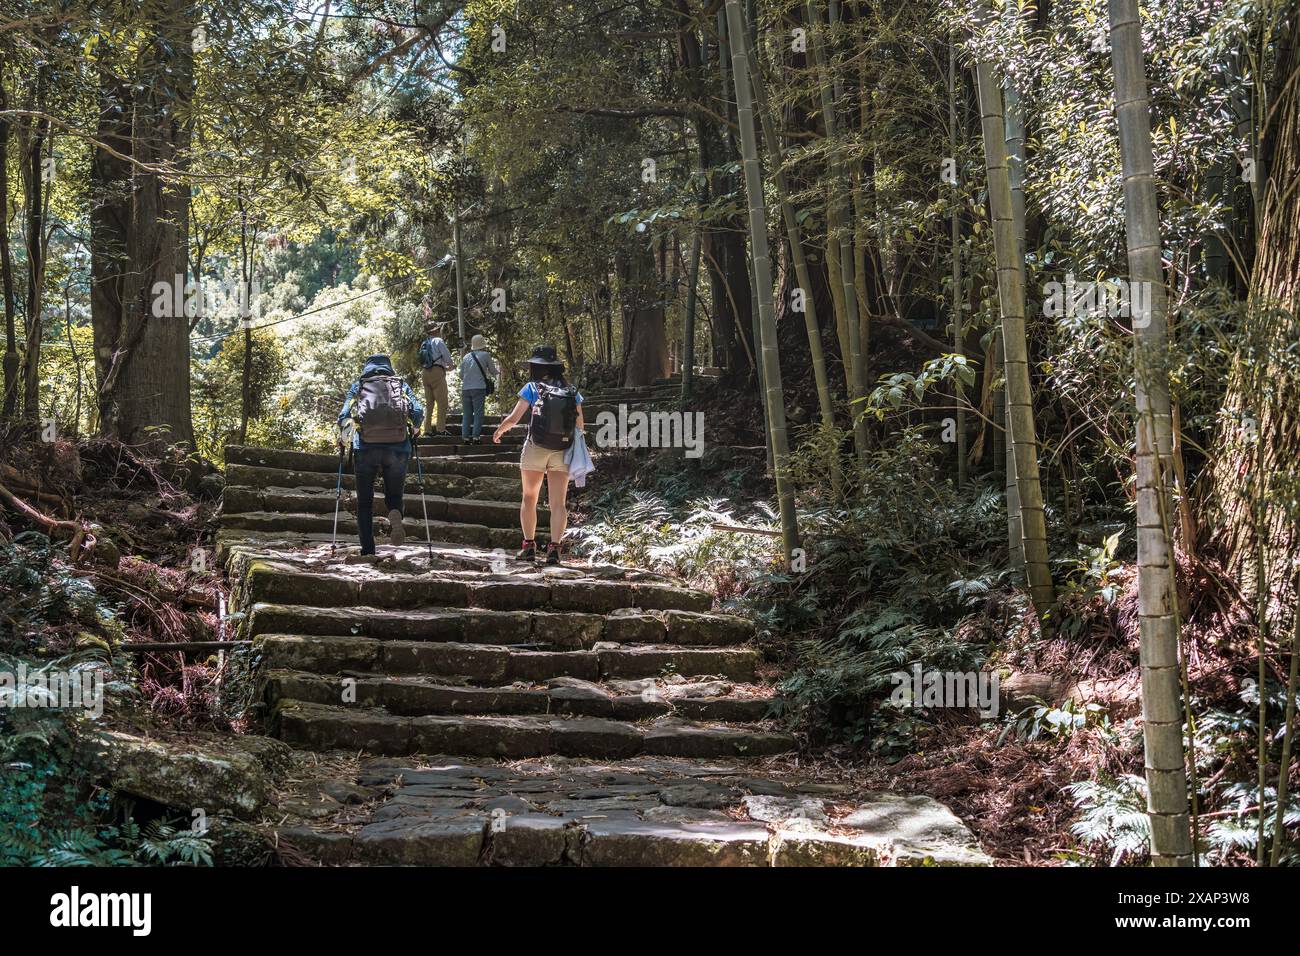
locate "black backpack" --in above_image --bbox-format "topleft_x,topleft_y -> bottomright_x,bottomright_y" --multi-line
352,375 -> 411,444
528,382 -> 578,450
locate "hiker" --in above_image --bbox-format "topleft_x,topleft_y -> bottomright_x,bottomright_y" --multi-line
417,321 -> 453,435
338,354 -> 424,556
492,345 -> 583,565
458,333 -> 499,444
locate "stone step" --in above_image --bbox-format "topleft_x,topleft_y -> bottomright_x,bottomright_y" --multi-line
441,414 -> 505,426
257,635 -> 760,683
275,757 -> 991,867
580,398 -> 678,415
239,565 -> 713,614
263,669 -> 775,722
586,384 -> 680,397
582,397 -> 678,408
418,431 -> 525,446
227,445 -> 524,479
223,487 -> 545,529
413,445 -> 520,462
246,603 -> 754,647
223,464 -> 524,502
270,700 -> 792,758
418,423 -> 598,440
580,405 -> 681,423
221,511 -> 533,550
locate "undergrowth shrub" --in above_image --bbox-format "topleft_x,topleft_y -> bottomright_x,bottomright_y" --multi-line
0,533 -> 212,866
755,429 -> 1015,754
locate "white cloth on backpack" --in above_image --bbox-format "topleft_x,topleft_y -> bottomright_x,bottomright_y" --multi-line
563,427 -> 595,488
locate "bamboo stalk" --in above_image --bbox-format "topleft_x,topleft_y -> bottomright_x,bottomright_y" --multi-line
1270,605 -> 1300,866
949,34 -> 967,488
738,8 -> 836,433
1108,0 -> 1193,866
807,0 -> 869,467
724,0 -> 800,565
971,11 -> 1054,612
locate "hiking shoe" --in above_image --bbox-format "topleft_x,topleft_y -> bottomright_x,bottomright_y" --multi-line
389,510 -> 405,546
545,542 -> 562,566
516,539 -> 537,562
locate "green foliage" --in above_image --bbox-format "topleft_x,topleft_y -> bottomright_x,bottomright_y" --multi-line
572,487 -> 784,593
998,698 -> 1108,745
765,431 -> 1008,752
192,327 -> 289,462
1067,773 -> 1153,866
1,755 -> 213,867
0,533 -> 123,655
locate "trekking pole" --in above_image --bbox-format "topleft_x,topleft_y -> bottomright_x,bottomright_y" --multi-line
330,442 -> 345,555
413,443 -> 433,561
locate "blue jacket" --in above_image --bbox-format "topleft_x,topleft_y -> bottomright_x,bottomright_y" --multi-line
338,358 -> 424,452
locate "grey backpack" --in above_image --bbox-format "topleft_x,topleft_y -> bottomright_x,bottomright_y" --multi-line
352,375 -> 410,444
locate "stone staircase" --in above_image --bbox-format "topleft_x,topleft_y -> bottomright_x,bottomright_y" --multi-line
218,432 -> 989,866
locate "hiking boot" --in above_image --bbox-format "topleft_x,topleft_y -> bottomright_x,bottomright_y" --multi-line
389,509 -> 405,546
545,542 -> 562,566
516,539 -> 537,562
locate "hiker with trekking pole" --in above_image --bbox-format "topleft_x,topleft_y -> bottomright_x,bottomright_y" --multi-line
336,354 -> 426,557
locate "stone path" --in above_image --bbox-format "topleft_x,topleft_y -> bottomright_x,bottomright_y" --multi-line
220,381 -> 989,865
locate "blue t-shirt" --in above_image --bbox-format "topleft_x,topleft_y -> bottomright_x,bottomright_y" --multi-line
519,381 -> 583,406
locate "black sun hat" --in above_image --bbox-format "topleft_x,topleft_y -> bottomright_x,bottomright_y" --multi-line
527,345 -> 561,365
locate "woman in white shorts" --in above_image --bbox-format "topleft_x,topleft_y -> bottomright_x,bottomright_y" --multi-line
492,345 -> 584,564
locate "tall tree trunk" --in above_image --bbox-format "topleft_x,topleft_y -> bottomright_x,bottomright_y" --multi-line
972,13 -> 1054,613
682,195 -> 702,399
620,241 -> 669,386
20,65 -> 50,422
0,78 -> 17,419
91,76 -> 133,427
1109,0 -> 1192,867
96,1 -> 195,447
707,11 -> 753,380
724,0 -> 799,565
237,196 -> 253,446
949,35 -> 967,487
669,9 -> 706,399
1209,13 -> 1300,622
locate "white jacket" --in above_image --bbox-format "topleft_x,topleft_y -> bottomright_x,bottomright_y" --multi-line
563,428 -> 595,488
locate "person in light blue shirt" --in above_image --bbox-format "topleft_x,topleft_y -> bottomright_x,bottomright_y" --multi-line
458,333 -> 500,443
492,345 -> 584,565
337,354 -> 424,555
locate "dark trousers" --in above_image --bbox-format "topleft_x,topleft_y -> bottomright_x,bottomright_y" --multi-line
355,446 -> 409,554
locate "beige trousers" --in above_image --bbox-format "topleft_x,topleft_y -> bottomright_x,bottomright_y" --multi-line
422,366 -> 449,433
